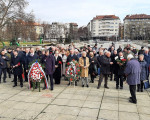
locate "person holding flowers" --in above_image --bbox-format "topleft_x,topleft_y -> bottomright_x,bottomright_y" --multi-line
79,51 -> 90,87
11,50 -> 23,88
53,51 -> 62,84
115,52 -> 126,89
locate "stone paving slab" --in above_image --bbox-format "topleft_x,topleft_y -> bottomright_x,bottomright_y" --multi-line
0,77 -> 150,120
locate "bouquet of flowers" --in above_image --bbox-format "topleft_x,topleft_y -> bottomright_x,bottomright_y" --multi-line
115,56 -> 126,66
65,59 -> 81,82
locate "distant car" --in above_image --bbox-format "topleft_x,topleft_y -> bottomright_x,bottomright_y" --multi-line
120,40 -> 125,42
88,40 -> 94,43
125,39 -> 131,42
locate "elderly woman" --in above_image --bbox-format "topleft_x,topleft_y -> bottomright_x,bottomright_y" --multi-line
138,54 -> 148,92
53,51 -> 62,84
79,51 -> 90,87
89,52 -> 97,83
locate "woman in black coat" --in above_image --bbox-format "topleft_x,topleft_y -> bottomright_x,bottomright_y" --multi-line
89,52 -> 97,83
53,51 -> 62,84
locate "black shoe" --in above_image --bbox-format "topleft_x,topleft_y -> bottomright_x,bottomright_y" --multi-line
50,88 -> 53,91
137,89 -> 140,92
68,83 -> 71,86
116,86 -> 119,89
82,85 -> 84,87
13,85 -> 17,87
141,89 -> 143,92
97,86 -> 100,89
20,85 -> 23,88
75,82 -> 77,86
11,80 -> 14,82
87,85 -> 89,88
129,99 -> 137,104
120,87 -> 123,89
3,81 -> 6,83
42,87 -> 46,90
105,86 -> 109,89
129,97 -> 132,100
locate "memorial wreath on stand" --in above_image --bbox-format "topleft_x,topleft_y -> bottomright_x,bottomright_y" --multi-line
65,59 -> 81,87
28,60 -> 48,92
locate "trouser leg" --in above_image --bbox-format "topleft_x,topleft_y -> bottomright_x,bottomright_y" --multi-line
18,74 -> 23,86
82,77 -> 85,85
97,73 -> 103,88
120,75 -> 123,88
141,81 -> 144,91
14,75 -> 17,86
116,75 -> 119,87
49,74 -> 54,90
104,75 -> 108,87
3,68 -> 7,82
129,85 -> 137,103
85,77 -> 88,86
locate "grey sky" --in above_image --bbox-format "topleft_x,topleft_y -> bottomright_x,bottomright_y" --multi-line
26,0 -> 150,26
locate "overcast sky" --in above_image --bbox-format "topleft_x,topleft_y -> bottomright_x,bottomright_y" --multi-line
26,0 -> 150,27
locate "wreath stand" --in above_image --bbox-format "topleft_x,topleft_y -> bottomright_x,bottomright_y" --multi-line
32,81 -> 41,92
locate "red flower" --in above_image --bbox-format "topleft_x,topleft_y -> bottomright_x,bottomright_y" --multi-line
72,59 -> 75,61
70,72 -> 72,75
79,65 -> 80,67
59,61 -> 62,64
70,78 -> 73,81
17,62 -> 20,66
76,73 -> 78,75
121,59 -> 126,62
67,62 -> 70,65
78,70 -> 80,72
70,68 -> 73,70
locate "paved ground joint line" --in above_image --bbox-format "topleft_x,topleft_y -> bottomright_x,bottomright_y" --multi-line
96,88 -> 106,120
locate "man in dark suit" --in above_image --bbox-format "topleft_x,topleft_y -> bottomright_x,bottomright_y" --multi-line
0,50 -> 9,83
11,50 -> 23,87
26,48 -> 39,88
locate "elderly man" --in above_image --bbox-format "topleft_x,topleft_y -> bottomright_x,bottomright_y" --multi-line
124,54 -> 141,104
97,51 -> 113,89
79,51 -> 90,87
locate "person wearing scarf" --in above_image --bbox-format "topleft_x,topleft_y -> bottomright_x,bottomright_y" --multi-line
79,51 -> 90,87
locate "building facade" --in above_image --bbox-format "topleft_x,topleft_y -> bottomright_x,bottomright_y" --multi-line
87,15 -> 121,41
124,14 -> 150,40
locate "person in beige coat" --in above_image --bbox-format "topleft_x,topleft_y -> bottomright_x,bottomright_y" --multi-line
79,51 -> 90,87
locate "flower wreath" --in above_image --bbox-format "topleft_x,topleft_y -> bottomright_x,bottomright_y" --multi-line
65,59 -> 81,82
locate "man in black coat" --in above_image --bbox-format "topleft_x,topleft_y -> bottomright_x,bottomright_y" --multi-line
97,51 -> 113,89
26,48 -> 39,88
26,48 -> 39,70
23,48 -> 30,82
11,50 -> 23,87
0,50 -> 9,83
66,49 -> 79,63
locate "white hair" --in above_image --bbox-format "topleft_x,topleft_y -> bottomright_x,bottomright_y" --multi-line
127,54 -> 134,59
82,51 -> 86,55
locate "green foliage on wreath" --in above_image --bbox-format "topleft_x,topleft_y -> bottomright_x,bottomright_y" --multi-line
65,59 -> 81,82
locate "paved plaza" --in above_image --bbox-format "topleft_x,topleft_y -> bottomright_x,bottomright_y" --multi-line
0,77 -> 150,120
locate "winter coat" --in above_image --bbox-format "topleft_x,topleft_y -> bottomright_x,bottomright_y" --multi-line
101,55 -> 111,75
11,55 -> 23,75
139,60 -> 149,81
79,57 -> 90,77
124,58 -> 141,85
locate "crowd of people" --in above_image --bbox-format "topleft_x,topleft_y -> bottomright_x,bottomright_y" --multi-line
0,43 -> 150,104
